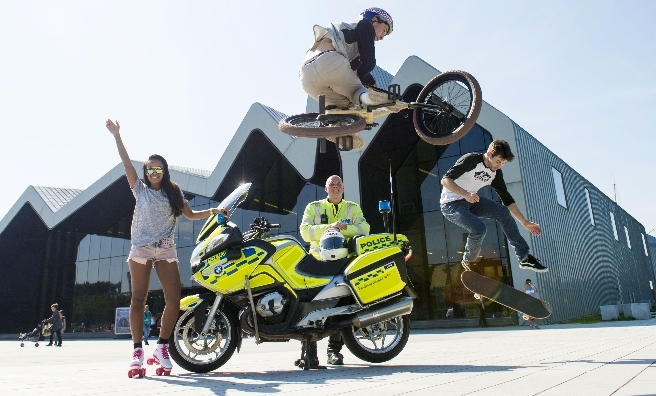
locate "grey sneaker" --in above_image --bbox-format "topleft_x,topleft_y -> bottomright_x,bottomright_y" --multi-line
327,351 -> 344,365
519,255 -> 548,273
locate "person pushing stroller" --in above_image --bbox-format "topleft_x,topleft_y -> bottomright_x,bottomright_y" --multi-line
42,303 -> 63,347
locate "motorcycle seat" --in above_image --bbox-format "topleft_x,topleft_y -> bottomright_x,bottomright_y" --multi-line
296,254 -> 351,277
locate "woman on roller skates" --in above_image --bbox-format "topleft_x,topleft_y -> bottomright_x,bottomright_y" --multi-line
105,119 -> 228,378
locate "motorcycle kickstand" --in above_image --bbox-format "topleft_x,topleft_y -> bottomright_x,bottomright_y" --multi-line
303,337 -> 311,371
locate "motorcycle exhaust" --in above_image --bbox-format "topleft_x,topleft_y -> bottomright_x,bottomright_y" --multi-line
345,297 -> 414,328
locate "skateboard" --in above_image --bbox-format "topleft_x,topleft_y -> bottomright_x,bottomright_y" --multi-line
461,271 -> 552,319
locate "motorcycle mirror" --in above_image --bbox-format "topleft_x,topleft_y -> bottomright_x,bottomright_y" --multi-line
379,200 -> 391,214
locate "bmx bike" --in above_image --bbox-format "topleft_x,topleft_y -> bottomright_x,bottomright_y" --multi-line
279,70 -> 482,152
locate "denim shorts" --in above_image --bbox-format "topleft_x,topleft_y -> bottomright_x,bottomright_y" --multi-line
128,238 -> 178,265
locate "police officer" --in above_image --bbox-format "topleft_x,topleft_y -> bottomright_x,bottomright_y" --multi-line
299,175 -> 370,366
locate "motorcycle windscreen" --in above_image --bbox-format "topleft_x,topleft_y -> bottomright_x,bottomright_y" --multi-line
344,249 -> 407,305
196,183 -> 251,243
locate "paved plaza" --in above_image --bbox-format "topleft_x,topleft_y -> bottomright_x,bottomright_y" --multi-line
1,319 -> 655,395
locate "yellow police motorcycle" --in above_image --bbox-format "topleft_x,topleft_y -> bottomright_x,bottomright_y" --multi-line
168,183 -> 416,372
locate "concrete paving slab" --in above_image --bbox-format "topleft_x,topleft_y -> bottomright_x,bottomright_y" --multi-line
1,320 -> 655,395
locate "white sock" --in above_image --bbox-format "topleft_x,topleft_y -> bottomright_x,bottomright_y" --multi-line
359,92 -> 375,106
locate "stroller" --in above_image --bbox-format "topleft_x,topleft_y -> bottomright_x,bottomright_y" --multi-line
19,323 -> 45,347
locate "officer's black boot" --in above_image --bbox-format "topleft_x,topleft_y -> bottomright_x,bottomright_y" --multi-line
327,334 -> 344,365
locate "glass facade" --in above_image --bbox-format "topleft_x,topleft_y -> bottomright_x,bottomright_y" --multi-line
69,117 -> 514,331
1,112 -> 514,332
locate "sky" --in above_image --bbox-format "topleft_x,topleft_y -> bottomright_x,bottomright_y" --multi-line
1,1 -> 655,234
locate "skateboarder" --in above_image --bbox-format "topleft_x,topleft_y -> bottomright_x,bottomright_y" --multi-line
440,139 -> 548,273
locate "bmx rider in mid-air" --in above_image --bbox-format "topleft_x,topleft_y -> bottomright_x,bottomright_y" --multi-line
299,7 -> 393,109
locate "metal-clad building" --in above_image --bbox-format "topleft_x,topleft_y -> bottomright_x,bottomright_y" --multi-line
514,125 -> 653,322
0,56 -> 652,333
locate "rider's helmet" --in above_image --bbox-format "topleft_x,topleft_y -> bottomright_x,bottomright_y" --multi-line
319,230 -> 348,261
361,7 -> 393,35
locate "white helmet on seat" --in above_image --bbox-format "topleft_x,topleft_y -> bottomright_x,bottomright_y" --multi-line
319,230 -> 348,261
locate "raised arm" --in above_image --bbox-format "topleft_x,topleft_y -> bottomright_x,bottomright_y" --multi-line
105,119 -> 138,189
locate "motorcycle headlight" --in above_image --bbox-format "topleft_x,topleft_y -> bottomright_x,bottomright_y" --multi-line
190,243 -> 205,268
206,233 -> 230,252
190,233 -> 231,268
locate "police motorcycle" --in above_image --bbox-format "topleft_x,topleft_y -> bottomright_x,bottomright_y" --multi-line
168,183 -> 416,372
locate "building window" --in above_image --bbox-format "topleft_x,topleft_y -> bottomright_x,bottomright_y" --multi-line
624,227 -> 631,249
551,168 -> 567,208
642,233 -> 649,256
584,188 -> 594,226
610,212 -> 618,241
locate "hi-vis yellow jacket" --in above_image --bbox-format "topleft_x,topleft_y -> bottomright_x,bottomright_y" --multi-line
300,198 -> 370,257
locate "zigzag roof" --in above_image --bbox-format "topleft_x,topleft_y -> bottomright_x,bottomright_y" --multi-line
0,57 -> 457,235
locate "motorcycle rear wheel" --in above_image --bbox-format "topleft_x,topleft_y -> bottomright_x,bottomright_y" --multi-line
168,307 -> 239,373
413,70 -> 482,146
342,315 -> 410,363
279,113 -> 366,138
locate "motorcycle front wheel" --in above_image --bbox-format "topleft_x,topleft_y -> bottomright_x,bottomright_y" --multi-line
342,315 -> 410,363
168,307 -> 239,373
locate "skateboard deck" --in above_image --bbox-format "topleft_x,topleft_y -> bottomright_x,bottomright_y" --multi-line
461,271 -> 552,319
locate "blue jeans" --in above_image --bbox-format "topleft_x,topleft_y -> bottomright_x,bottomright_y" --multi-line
143,324 -> 150,340
441,197 -> 529,263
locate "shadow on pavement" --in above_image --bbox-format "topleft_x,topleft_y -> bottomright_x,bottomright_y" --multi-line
144,363 -> 524,394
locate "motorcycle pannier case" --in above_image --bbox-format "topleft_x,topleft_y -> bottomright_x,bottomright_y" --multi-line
344,247 -> 407,305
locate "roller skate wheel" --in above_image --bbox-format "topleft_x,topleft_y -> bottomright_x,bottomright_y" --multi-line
155,367 -> 171,376
147,358 -> 155,365
128,368 -> 146,378
20,343 -> 24,347
35,343 -> 39,347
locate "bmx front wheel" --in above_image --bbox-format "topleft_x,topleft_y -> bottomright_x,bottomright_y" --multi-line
279,113 -> 366,138
413,70 -> 482,145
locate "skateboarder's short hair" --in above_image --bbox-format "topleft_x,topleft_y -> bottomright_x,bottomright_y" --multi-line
488,140 -> 515,162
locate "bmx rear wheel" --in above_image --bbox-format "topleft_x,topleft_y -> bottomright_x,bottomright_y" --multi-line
279,113 -> 366,138
413,70 -> 482,145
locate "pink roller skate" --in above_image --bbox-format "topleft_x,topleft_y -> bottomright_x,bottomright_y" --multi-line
147,343 -> 172,375
127,347 -> 146,378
